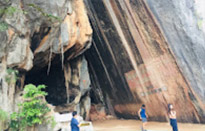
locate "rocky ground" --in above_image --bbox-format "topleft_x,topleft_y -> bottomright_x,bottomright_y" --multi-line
93,119 -> 205,131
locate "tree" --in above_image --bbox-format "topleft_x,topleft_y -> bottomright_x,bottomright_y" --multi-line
10,84 -> 54,131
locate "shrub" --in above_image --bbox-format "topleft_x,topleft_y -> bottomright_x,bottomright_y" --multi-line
10,84 -> 54,131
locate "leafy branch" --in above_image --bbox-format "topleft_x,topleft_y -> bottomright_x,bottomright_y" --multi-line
9,84 -> 55,130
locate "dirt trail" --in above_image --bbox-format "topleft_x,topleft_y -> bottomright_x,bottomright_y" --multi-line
93,119 -> 205,131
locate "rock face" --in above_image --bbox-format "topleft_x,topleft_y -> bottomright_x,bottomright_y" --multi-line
0,0 -> 92,69
146,0 -> 205,104
85,0 -> 205,123
1,0 -> 205,127
0,0 -> 92,120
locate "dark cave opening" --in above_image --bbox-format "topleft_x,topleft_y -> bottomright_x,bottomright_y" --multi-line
24,63 -> 67,106
30,25 -> 51,52
89,88 -> 102,104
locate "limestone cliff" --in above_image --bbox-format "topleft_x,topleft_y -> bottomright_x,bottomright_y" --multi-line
85,0 -> 205,123
0,0 -> 205,127
0,0 -> 92,119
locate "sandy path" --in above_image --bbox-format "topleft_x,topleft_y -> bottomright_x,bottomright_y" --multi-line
93,119 -> 205,131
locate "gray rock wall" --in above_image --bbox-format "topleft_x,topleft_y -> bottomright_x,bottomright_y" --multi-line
146,0 -> 205,102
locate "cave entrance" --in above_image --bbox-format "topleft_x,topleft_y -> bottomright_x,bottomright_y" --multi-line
25,63 -> 67,106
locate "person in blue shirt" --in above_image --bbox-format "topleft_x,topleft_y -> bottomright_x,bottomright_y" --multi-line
138,104 -> 148,131
70,111 -> 80,131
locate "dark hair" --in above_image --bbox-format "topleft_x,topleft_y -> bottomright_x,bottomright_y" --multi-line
168,104 -> 172,113
72,111 -> 77,117
142,104 -> 145,108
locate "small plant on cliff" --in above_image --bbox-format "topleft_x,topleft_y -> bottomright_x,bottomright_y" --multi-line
0,6 -> 18,16
27,4 -> 62,23
0,108 -> 9,130
0,108 -> 8,121
0,21 -> 8,31
5,68 -> 19,85
9,84 -> 54,131
0,6 -> 20,31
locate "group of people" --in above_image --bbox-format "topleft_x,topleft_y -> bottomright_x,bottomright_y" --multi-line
70,104 -> 178,131
138,104 -> 178,131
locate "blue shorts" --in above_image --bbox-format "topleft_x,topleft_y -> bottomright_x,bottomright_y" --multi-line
142,117 -> 147,123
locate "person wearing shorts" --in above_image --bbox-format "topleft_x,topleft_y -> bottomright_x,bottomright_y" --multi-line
138,104 -> 148,131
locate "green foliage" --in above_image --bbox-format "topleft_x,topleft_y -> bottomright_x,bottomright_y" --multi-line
5,68 -> 19,85
0,108 -> 8,121
0,3 -> 61,32
9,84 -> 55,130
10,112 -> 22,131
0,21 -> 8,31
23,84 -> 47,99
5,6 -> 17,16
0,6 -> 18,32
0,108 -> 9,130
0,6 -> 16,16
47,116 -> 57,129
27,4 -> 62,23
0,6 -> 27,16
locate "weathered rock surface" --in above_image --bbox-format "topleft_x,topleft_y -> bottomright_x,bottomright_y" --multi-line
1,0 -> 205,128
0,0 -> 92,123
0,0 -> 92,69
146,0 -> 205,105
85,0 -> 205,123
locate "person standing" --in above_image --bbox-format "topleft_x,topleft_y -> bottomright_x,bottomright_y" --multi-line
70,111 -> 80,131
168,104 -> 178,131
138,104 -> 148,131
